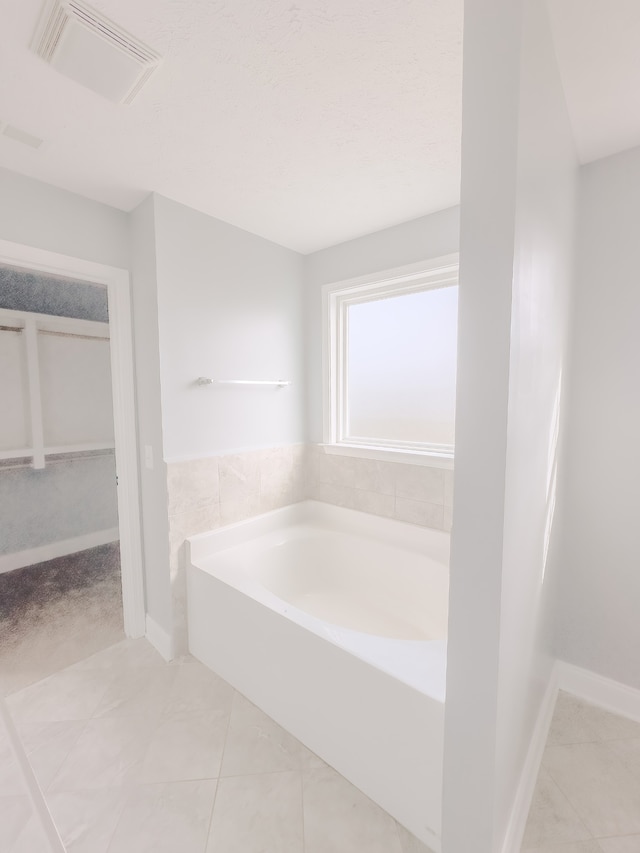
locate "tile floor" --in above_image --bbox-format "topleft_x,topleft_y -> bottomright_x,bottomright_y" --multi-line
2,638 -> 432,853
0,709 -> 53,851
521,691 -> 640,853
4,628 -> 640,853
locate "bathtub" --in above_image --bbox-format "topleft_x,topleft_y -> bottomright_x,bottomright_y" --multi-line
186,500 -> 449,851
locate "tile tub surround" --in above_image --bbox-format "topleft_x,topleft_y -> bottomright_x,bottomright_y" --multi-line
166,445 -> 306,652
165,442 -> 452,652
306,445 -> 454,532
167,444 -> 307,523
4,638 -> 434,853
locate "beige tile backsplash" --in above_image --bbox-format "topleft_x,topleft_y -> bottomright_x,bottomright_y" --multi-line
166,444 -> 306,652
165,442 -> 453,651
305,445 -> 453,533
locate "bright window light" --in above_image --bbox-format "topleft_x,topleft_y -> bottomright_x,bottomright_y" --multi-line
324,258 -> 459,459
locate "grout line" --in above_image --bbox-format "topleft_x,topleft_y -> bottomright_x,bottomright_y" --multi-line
216,766 -> 304,781
38,717 -> 90,795
539,765 -> 599,842
300,766 -> 306,853
101,792 -> 128,853
0,698 -> 66,852
394,820 -> 405,853
203,687 -> 236,847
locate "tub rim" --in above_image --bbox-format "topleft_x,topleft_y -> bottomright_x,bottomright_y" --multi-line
186,500 -> 449,700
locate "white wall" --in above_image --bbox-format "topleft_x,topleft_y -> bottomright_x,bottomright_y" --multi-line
0,456 -> 118,556
304,206 -> 460,443
556,145 -> 640,690
442,1 -> 577,851
152,194 -> 306,460
495,0 -> 578,842
0,168 -> 129,269
129,195 -> 173,636
441,0 -> 521,846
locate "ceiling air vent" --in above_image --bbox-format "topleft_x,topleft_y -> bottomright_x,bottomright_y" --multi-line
31,0 -> 161,104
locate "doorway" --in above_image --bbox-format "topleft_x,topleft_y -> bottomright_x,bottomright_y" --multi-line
0,240 -> 144,692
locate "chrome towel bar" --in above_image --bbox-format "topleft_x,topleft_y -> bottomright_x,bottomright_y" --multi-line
196,377 -> 291,388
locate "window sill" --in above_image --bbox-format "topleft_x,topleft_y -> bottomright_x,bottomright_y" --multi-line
320,443 -> 454,469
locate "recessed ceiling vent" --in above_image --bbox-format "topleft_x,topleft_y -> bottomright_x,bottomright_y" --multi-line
31,0 -> 161,104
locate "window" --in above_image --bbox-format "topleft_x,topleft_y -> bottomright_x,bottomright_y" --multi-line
323,257 -> 459,461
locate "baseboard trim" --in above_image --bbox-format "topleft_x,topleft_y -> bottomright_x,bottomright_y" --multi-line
0,528 -> 120,575
501,661 -> 640,853
145,614 -> 175,662
501,662 -> 559,853
557,660 -> 640,724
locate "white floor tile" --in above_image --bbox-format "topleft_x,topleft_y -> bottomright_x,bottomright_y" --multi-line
160,661 -> 235,719
6,669 -> 111,723
0,795 -> 40,850
107,780 -> 216,853
46,787 -> 127,853
138,710 -> 229,784
167,652 -> 200,666
16,719 -> 86,790
548,693 -> 640,746
0,755 -> 24,797
69,639 -> 167,672
47,715 -> 158,792
606,739 -> 640,783
521,768 -> 592,849
220,693 -> 315,777
598,836 -> 640,852
207,770 -> 303,853
7,814 -> 52,853
397,822 -> 436,853
8,635 -> 640,853
522,843 -> 601,853
302,764 -> 402,853
92,666 -> 178,719
543,742 -> 640,838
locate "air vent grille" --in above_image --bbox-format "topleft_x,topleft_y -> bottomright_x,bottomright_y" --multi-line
37,3 -> 67,62
32,0 -> 161,104
67,1 -> 158,64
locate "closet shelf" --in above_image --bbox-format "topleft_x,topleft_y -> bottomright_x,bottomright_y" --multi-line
0,443 -> 115,465
44,442 -> 115,455
1,308 -> 114,471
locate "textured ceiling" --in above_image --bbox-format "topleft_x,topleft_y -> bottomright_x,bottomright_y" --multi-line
2,1 -> 639,253
547,0 -> 640,164
0,0 -> 463,253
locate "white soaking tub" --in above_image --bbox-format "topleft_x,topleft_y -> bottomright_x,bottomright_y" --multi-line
186,500 -> 449,851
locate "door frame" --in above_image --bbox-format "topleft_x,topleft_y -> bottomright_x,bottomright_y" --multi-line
0,239 -> 146,638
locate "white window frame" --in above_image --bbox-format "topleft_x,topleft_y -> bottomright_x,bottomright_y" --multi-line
322,254 -> 459,467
